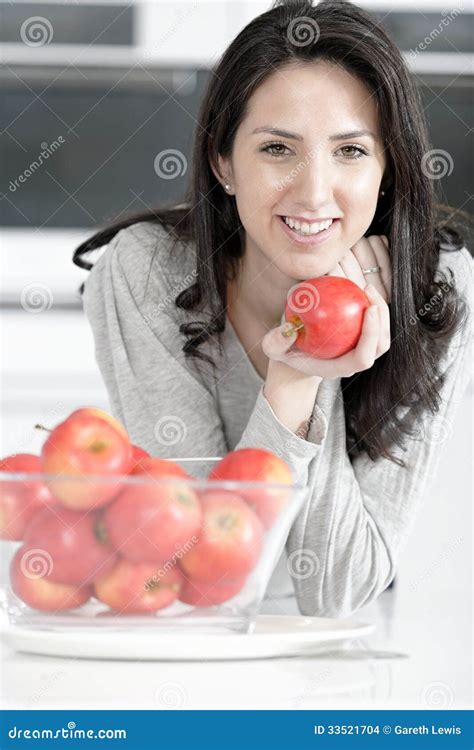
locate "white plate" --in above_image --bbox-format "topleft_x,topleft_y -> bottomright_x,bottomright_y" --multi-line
3,615 -> 375,661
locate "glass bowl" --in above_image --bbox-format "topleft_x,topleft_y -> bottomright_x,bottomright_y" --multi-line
0,458 -> 308,634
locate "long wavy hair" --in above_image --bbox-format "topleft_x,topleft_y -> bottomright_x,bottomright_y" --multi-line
74,0 -> 471,466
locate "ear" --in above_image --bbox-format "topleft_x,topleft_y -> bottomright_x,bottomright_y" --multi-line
209,152 -> 233,187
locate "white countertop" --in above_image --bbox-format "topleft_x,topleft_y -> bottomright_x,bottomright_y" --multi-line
0,579 -> 470,710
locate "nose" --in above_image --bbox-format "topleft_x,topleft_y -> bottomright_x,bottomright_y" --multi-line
289,151 -> 335,209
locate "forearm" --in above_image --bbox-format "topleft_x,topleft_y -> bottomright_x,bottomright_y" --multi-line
263,359 -> 323,438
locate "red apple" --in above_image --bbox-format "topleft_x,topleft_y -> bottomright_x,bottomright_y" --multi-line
41,407 -> 132,510
94,558 -> 182,613
23,504 -> 117,586
130,456 -> 189,479
179,575 -> 246,606
10,545 -> 92,611
209,448 -> 293,528
179,490 -> 264,584
285,276 -> 370,359
130,444 -> 151,471
104,457 -> 201,563
0,454 -> 54,540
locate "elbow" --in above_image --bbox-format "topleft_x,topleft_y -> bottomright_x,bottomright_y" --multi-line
294,555 -> 395,619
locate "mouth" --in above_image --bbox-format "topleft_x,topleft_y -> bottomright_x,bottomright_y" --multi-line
277,215 -> 340,245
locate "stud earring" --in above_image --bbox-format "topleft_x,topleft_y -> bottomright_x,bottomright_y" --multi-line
224,183 -> 231,191
380,190 -> 386,196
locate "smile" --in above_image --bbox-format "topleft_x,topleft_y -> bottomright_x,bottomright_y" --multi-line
283,217 -> 334,235
278,216 -> 340,246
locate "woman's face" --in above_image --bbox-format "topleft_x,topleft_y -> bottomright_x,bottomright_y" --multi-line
216,61 -> 387,282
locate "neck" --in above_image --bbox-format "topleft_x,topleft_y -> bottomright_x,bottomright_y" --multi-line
227,244 -> 295,331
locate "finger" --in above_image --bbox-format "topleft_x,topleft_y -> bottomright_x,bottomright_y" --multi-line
351,237 -> 387,300
283,351 -> 335,378
292,302 -> 380,378
338,249 -> 367,289
343,303 -> 379,374
262,322 -> 299,361
366,235 -> 392,303
365,284 -> 391,357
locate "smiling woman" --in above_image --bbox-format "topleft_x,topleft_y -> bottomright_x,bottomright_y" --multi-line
72,0 -> 472,617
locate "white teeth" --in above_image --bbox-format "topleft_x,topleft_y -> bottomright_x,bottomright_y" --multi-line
283,217 -> 333,235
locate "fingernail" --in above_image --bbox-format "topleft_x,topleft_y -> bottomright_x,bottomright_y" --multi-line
368,305 -> 378,318
281,323 -> 296,337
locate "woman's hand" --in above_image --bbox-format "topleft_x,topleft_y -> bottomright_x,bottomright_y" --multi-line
327,234 -> 391,303
262,235 -> 392,380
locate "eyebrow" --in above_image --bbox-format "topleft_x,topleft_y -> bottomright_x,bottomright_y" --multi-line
251,126 -> 377,141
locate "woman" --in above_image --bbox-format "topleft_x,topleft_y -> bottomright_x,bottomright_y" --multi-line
74,0 -> 472,617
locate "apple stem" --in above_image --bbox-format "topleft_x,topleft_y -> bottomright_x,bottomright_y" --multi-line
34,424 -> 51,433
282,322 -> 305,338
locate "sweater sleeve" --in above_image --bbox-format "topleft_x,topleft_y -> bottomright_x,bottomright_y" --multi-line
81,225 -> 329,484
285,247 -> 473,618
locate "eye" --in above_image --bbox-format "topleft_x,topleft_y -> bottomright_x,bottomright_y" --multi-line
338,145 -> 368,160
260,141 -> 291,158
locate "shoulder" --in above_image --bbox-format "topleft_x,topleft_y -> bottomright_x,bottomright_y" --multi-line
84,220 -> 197,312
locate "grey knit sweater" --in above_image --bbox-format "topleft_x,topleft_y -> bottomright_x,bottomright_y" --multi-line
82,220 -> 472,617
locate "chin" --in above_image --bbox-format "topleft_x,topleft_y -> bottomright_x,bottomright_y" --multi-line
284,262 -> 326,283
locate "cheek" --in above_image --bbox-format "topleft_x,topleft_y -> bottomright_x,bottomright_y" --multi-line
339,174 -> 380,230
235,180 -> 282,229
342,171 -> 380,204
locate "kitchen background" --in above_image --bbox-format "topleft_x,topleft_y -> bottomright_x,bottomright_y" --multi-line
1,1 -> 472,468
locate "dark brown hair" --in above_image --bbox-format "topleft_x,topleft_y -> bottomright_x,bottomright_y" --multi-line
73,0 -> 471,466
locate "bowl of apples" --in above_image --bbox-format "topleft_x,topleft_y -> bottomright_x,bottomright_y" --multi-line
0,408 -> 309,634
